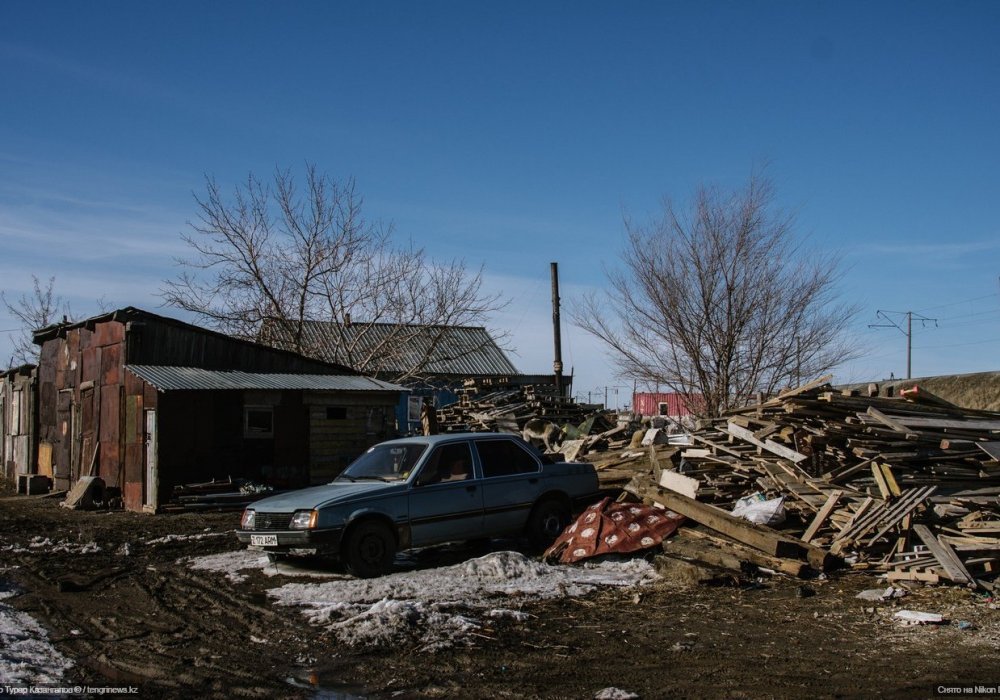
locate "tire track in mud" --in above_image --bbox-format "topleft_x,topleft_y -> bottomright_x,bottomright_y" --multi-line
3,526 -> 315,698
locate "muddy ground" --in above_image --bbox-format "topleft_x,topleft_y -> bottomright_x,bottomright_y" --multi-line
2,488 -> 999,699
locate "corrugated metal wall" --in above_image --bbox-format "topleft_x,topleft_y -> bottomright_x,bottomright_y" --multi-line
632,392 -> 700,418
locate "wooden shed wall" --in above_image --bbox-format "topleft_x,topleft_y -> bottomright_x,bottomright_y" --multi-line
1,370 -> 37,482
37,320 -> 129,493
307,391 -> 398,484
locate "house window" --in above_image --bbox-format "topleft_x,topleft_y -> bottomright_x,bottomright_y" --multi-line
326,406 -> 347,420
244,406 -> 274,438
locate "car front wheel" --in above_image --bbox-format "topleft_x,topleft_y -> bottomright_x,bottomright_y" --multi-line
527,498 -> 570,550
342,520 -> 396,578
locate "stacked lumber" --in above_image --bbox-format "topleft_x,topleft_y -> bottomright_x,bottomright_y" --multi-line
436,384 -> 602,433
590,378 -> 1000,589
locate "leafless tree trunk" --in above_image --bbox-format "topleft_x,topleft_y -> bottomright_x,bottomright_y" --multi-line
571,174 -> 861,417
161,164 -> 509,383
2,276 -> 71,367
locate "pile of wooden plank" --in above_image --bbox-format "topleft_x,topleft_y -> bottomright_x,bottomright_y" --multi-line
436,384 -> 601,433
586,377 -> 1000,589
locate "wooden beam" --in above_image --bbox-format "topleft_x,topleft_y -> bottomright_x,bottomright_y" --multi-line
627,482 -> 838,570
802,490 -> 843,543
671,529 -> 809,577
887,570 -> 941,584
865,407 -> 915,436
726,421 -> 809,464
776,374 -> 834,400
912,524 -> 975,585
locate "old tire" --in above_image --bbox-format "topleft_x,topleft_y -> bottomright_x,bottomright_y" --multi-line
342,520 -> 396,578
527,498 -> 570,551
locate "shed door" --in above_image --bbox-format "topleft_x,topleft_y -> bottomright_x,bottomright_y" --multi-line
144,409 -> 157,510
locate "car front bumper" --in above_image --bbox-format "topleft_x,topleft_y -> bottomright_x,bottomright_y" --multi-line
236,526 -> 344,554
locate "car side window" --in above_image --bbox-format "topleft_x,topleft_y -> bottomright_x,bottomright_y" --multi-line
415,442 -> 474,486
475,439 -> 540,478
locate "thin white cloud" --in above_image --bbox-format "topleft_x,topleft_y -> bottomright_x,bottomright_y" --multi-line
852,238 -> 1000,259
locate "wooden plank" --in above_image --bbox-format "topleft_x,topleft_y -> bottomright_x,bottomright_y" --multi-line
887,570 -> 941,584
879,463 -> 902,497
977,442 -> 1000,461
658,469 -> 700,499
802,490 -> 843,543
835,496 -> 876,537
628,484 -> 838,570
864,489 -> 935,546
824,457 -> 877,484
726,421 -> 808,464
912,524 -> 975,585
689,432 -> 748,458
870,463 -> 892,499
895,415 -> 1000,431
776,374 -> 833,400
866,407 -> 915,435
673,529 -> 808,577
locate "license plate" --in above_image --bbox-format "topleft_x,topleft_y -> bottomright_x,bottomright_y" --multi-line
250,534 -> 278,546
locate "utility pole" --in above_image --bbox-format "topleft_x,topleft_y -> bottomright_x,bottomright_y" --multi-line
868,310 -> 937,379
550,262 -> 564,398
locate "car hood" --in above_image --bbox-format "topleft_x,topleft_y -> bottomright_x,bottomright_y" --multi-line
249,480 -> 406,512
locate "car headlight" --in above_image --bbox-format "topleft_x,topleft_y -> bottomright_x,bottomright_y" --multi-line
241,509 -> 256,530
289,510 -> 318,529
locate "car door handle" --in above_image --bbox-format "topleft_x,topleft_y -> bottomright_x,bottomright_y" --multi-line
466,485 -> 477,492
528,478 -> 539,484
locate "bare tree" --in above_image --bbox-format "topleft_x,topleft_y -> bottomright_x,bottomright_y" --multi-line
161,164 -> 509,383
572,174 -> 860,417
2,275 -> 71,367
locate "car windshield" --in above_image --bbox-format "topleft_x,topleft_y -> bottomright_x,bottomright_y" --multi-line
336,443 -> 428,482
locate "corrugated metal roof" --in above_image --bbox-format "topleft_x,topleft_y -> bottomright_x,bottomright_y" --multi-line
126,365 -> 405,393
272,321 -> 520,378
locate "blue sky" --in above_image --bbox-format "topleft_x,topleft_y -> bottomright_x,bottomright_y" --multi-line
2,1 -> 999,407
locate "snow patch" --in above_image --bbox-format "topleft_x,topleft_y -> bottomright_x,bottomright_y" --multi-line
269,551 -> 657,649
2,537 -> 100,555
185,548 -> 658,650
186,550 -> 270,583
144,531 -> 230,545
0,584 -> 74,685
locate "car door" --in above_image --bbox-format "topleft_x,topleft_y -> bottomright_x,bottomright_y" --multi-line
475,437 -> 544,536
408,440 -> 484,547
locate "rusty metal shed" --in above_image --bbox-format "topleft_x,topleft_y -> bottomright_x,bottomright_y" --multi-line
33,307 -> 405,512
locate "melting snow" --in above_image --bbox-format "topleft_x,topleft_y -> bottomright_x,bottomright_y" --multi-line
143,531 -> 230,546
0,584 -> 74,685
186,548 -> 658,650
187,550 -> 271,583
1,537 -> 100,555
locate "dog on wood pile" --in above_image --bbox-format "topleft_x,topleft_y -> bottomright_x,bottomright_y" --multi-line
521,418 -> 565,454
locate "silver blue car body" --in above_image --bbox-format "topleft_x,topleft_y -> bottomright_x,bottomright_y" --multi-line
236,432 -> 600,576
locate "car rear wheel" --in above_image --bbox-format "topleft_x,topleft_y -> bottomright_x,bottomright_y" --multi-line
343,520 -> 396,578
527,498 -> 570,551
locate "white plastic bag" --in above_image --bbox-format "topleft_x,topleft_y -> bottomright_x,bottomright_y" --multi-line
731,493 -> 786,526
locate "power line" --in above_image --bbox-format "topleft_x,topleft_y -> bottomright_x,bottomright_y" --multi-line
914,291 -> 999,314
913,336 -> 1000,350
868,309 -> 938,379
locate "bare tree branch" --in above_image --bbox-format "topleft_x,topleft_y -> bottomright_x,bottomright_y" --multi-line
2,276 -> 72,367
571,173 -> 861,417
161,164 -> 509,383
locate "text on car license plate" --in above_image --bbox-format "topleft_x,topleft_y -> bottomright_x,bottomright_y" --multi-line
251,534 -> 278,546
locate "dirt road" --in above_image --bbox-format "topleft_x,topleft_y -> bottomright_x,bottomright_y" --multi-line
2,490 -> 998,699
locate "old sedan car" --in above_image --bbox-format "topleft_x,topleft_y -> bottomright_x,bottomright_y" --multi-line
236,432 -> 600,577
